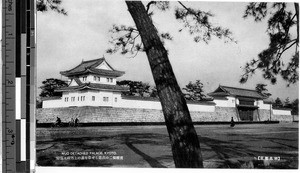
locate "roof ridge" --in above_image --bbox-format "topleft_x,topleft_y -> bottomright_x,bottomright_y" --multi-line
82,57 -> 105,63
60,57 -> 105,75
220,85 -> 258,92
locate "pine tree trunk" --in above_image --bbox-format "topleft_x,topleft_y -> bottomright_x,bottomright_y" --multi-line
126,1 -> 203,168
294,3 -> 299,43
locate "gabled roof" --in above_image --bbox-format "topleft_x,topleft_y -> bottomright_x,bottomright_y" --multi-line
55,82 -> 129,92
208,85 -> 266,99
73,77 -> 83,85
60,57 -> 125,77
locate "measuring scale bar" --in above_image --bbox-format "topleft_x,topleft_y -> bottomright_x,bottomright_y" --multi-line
3,0 -> 36,172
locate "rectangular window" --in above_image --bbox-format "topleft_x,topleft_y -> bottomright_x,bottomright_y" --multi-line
94,76 -> 96,81
103,97 -> 109,102
81,96 -> 85,101
71,97 -> 75,102
78,97 -> 79,101
115,97 -> 117,102
106,78 -> 109,82
83,76 -> 87,81
98,77 -> 100,81
92,96 -> 95,101
65,97 -> 68,102
110,78 -> 113,83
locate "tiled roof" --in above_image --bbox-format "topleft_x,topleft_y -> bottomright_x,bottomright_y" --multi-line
41,96 -> 61,101
60,58 -> 125,77
122,95 -> 160,101
56,83 -> 129,92
207,92 -> 230,97
273,107 -> 292,111
237,105 -> 259,109
263,98 -> 273,104
208,85 -> 266,99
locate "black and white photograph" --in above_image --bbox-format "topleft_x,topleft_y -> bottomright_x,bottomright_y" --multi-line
35,0 -> 299,169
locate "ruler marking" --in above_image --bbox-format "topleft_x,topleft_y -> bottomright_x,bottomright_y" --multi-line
3,0 -> 36,172
3,0 -> 17,172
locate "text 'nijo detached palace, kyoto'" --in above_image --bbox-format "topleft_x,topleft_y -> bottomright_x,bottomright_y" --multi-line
37,58 -> 294,124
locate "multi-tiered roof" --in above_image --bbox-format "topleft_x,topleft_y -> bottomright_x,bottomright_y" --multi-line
60,58 -> 125,77
56,57 -> 128,92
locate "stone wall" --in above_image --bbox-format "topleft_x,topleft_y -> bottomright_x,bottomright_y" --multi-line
293,115 -> 299,121
258,109 -> 271,121
36,106 -> 237,123
258,109 -> 294,122
36,106 -> 292,124
272,114 -> 294,122
37,107 -> 164,123
190,107 -> 237,122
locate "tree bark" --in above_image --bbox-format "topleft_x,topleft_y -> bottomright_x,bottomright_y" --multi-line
294,3 -> 299,44
125,1 -> 203,168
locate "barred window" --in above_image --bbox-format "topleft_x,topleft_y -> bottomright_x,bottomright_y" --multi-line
103,97 -> 109,102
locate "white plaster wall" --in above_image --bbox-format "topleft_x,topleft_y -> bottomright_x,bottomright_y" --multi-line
96,61 -> 111,70
98,76 -> 116,85
114,99 -> 162,110
43,90 -> 122,108
227,97 -> 236,107
273,109 -> 291,115
213,99 -> 229,107
43,99 -> 64,108
258,100 -> 272,110
78,74 -> 116,85
213,97 -> 235,107
43,94 -> 215,112
114,98 -> 215,112
64,90 -> 114,107
69,79 -> 78,86
187,103 -> 215,112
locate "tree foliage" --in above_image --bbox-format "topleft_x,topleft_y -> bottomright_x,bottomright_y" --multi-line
149,86 -> 159,98
273,97 -> 284,108
255,83 -> 272,97
117,80 -> 150,97
240,2 -> 299,86
273,97 -> 298,115
36,99 -> 43,108
107,1 -> 235,57
284,97 -> 291,107
182,80 -> 206,101
37,0 -> 67,15
291,99 -> 299,115
39,78 -> 68,97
